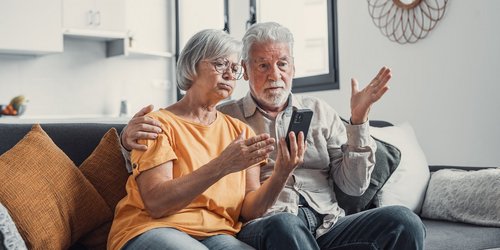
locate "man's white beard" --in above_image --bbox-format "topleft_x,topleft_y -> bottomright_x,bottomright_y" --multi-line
259,81 -> 290,108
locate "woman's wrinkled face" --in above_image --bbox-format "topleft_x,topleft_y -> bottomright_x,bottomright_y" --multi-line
243,42 -> 294,111
192,53 -> 241,101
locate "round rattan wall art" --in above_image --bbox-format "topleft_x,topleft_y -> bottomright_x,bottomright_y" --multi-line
367,0 -> 448,44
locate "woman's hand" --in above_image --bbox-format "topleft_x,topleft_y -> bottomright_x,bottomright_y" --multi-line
239,131 -> 305,221
350,67 -> 392,124
214,131 -> 275,176
274,131 -> 306,179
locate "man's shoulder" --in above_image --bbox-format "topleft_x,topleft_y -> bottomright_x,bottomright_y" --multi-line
217,98 -> 245,118
217,98 -> 241,110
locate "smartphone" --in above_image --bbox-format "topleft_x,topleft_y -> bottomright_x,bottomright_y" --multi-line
285,109 -> 313,151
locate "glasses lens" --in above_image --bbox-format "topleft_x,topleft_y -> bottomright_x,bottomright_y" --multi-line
233,65 -> 243,80
212,59 -> 243,80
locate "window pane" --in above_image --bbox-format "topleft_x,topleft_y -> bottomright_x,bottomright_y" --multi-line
257,0 -> 329,78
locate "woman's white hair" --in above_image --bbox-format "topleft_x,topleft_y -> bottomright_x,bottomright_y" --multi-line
241,22 -> 294,62
177,29 -> 242,91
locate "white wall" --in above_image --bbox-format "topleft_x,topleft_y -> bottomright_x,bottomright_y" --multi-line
229,0 -> 500,167
0,38 -> 175,118
1,0 -> 498,167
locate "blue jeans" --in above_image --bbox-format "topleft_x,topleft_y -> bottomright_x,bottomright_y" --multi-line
123,227 -> 255,250
237,205 -> 426,250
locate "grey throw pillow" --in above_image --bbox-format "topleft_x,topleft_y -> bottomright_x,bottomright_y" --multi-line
334,137 -> 401,215
0,202 -> 27,250
421,168 -> 500,227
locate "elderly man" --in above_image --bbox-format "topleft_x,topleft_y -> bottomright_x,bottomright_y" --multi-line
121,22 -> 425,250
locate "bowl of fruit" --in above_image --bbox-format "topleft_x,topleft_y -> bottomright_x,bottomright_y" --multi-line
0,95 -> 28,117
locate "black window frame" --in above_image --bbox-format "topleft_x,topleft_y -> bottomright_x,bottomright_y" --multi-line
248,0 -> 339,93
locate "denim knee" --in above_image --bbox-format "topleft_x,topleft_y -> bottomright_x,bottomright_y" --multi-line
383,206 -> 425,234
238,213 -> 319,250
264,213 -> 306,233
378,205 -> 426,249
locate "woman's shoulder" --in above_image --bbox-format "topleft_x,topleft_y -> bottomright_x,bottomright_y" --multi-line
147,109 -> 175,121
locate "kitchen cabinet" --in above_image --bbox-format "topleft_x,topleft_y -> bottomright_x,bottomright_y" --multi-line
123,0 -> 174,57
0,0 -> 63,55
107,0 -> 174,58
62,0 -> 126,39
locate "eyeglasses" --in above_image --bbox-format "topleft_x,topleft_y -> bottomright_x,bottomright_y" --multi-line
207,58 -> 243,80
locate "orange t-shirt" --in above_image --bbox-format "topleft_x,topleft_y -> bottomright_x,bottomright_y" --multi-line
107,110 -> 258,250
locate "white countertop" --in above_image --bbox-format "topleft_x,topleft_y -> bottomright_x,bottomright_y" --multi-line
0,114 -> 130,124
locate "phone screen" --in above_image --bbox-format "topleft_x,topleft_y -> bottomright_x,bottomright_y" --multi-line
285,109 -> 313,151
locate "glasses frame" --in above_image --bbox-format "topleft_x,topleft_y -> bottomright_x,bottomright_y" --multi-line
207,58 -> 243,80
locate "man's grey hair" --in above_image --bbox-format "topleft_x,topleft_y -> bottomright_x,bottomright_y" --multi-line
177,29 -> 242,91
242,22 -> 294,62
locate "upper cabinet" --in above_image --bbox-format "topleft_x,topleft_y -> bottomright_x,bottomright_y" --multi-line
0,0 -> 63,55
0,0 -> 172,57
62,0 -> 126,39
123,0 -> 173,57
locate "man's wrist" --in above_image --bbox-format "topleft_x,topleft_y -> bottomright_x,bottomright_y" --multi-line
350,117 -> 368,125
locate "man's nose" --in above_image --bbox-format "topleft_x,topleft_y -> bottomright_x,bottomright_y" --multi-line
268,64 -> 281,81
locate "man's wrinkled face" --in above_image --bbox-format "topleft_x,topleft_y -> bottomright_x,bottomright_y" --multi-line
243,42 -> 294,111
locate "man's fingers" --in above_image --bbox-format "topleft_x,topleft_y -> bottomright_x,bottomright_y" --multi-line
372,67 -> 391,86
135,123 -> 162,134
128,142 -> 148,151
135,131 -> 159,140
131,116 -> 163,132
133,105 -> 154,118
289,131 -> 306,160
351,78 -> 359,95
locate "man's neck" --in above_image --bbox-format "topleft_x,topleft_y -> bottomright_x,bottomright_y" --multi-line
250,94 -> 288,118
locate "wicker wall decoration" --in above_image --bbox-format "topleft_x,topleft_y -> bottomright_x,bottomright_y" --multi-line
367,0 -> 448,44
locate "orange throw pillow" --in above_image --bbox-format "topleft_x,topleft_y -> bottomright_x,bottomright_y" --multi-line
78,128 -> 129,249
0,124 -> 112,249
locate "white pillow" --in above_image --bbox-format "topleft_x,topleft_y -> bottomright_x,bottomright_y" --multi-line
421,168 -> 500,227
0,202 -> 27,250
370,122 -> 430,213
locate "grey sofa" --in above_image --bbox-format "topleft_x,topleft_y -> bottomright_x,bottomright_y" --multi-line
421,165 -> 500,250
0,122 -> 499,250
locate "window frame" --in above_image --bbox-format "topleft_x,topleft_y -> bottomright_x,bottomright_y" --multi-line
249,0 -> 339,93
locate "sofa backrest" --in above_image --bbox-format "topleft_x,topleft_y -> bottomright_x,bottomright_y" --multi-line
0,123 -> 125,165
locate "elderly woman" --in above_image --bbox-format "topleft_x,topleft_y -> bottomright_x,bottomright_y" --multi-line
107,29 -> 306,250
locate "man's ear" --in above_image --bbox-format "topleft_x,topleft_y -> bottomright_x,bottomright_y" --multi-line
292,64 -> 296,78
242,61 -> 249,80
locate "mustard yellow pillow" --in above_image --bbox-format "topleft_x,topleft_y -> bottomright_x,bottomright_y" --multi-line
78,128 -> 129,249
0,124 -> 113,249
79,128 -> 128,211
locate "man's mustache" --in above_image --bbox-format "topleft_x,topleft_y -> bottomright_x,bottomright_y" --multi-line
267,81 -> 286,88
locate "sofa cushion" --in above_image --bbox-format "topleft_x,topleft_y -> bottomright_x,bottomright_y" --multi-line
0,124 -> 113,249
370,122 -> 430,213
421,168 -> 500,227
334,137 -> 401,214
77,128 -> 129,249
423,219 -> 500,250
